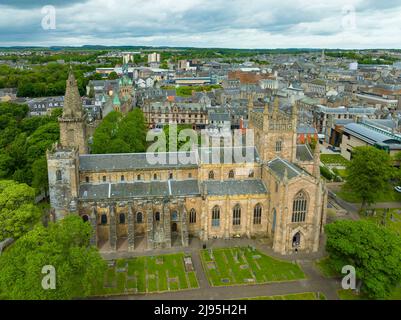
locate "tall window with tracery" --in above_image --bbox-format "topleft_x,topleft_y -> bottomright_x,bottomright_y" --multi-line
232,204 -> 241,226
253,204 -> 262,224
292,192 -> 307,222
212,206 -> 220,227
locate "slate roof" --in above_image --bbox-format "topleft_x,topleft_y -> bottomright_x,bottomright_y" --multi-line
268,158 -> 310,181
343,122 -> 401,148
203,180 -> 268,196
79,179 -> 200,200
296,145 -> 314,162
79,152 -> 198,172
209,112 -> 230,122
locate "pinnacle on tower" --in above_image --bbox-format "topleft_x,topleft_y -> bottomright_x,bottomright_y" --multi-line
63,70 -> 84,119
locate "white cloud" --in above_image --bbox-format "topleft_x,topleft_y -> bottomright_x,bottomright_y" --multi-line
0,0 -> 401,48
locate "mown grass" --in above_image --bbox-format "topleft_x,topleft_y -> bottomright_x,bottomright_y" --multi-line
242,292 -> 326,300
92,253 -> 198,296
201,247 -> 305,287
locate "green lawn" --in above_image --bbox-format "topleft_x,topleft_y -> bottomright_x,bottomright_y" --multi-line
320,154 -> 349,166
242,292 -> 326,300
360,208 -> 401,234
338,288 -> 401,300
336,187 -> 401,203
315,257 -> 340,278
201,247 -> 305,287
92,253 -> 198,296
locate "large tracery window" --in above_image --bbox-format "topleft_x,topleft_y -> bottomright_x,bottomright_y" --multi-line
189,209 -> 196,224
253,204 -> 262,225
212,206 -> 220,227
232,204 -> 241,226
292,191 -> 307,223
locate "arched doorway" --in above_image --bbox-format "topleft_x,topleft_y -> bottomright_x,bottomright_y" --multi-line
292,232 -> 301,248
171,222 -> 178,232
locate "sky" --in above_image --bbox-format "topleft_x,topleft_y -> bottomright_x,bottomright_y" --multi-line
0,0 -> 401,49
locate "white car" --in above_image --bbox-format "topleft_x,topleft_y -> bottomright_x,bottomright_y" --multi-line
394,186 -> 401,193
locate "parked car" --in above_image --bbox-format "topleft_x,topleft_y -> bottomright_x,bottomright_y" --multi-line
394,186 -> 401,193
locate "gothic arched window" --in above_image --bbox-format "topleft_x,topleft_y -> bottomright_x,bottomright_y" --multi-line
189,209 -> 196,224
253,204 -> 262,225
119,213 -> 126,224
232,204 -> 241,226
228,170 -> 235,179
136,212 -> 143,223
208,171 -> 215,180
292,191 -> 307,223
155,212 -> 160,221
212,206 -> 220,227
56,170 -> 62,181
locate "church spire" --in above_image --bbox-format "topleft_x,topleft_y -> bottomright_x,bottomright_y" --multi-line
63,70 -> 84,119
58,69 -> 87,154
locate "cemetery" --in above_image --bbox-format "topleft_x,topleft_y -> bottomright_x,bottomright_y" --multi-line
93,253 -> 198,296
200,246 -> 305,286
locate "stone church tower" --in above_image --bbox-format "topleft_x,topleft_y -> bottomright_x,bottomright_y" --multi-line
59,70 -> 88,154
251,97 -> 298,163
46,69 -> 87,220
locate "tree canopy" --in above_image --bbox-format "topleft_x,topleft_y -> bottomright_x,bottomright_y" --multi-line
0,215 -> 106,300
0,103 -> 60,192
91,108 -> 147,154
0,180 -> 42,242
345,146 -> 394,208
325,220 -> 401,299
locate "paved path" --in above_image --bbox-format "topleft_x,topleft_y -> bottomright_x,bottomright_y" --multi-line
98,238 -> 342,301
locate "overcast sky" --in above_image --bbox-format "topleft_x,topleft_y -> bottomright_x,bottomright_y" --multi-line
1,0 -> 401,48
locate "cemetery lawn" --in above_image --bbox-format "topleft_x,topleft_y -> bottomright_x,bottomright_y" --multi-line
241,292 -> 326,300
200,247 -> 305,287
92,253 -> 198,296
359,208 -> 401,234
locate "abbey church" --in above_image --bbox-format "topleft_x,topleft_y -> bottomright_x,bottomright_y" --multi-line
47,71 -> 327,255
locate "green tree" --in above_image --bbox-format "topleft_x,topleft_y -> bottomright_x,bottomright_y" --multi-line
91,109 -> 148,154
162,124 -> 193,151
32,157 -> 49,197
0,180 -> 42,241
0,215 -> 106,300
108,71 -> 119,80
325,220 -> 401,299
345,146 -> 394,209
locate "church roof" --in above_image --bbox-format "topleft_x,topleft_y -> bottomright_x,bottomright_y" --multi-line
79,179 -> 200,200
79,152 -> 198,172
296,144 -> 314,162
268,157 -> 310,181
203,179 -> 267,196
